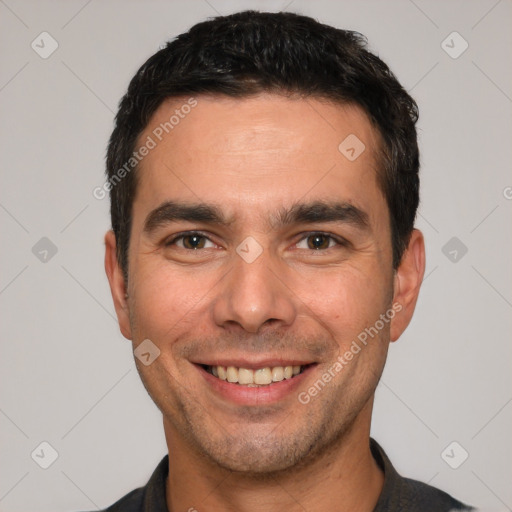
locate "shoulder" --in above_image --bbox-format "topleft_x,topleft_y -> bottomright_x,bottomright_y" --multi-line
395,475 -> 475,511
88,455 -> 169,512
101,487 -> 145,512
371,438 -> 474,512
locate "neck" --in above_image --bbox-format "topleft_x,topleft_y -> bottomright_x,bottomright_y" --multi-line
163,400 -> 384,512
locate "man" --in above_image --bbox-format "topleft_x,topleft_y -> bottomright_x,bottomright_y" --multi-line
101,10 -> 474,512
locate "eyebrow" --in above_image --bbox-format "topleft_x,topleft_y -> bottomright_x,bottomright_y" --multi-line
272,200 -> 369,231
143,201 -> 232,234
143,199 -> 370,234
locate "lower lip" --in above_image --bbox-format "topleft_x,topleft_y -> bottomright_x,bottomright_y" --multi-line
196,364 -> 316,405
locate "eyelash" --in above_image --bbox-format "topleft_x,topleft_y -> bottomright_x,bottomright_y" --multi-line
164,231 -> 347,251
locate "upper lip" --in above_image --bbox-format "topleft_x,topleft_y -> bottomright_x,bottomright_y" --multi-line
193,358 -> 316,369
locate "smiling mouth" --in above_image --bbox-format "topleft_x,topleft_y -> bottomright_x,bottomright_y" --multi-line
202,364 -> 311,387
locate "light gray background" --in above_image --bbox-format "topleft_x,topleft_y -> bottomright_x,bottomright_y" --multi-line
1,0 -> 511,511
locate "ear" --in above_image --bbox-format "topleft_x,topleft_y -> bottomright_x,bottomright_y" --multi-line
390,229 -> 425,342
104,230 -> 132,340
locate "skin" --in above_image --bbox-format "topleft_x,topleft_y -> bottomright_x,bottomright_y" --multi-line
105,94 -> 425,512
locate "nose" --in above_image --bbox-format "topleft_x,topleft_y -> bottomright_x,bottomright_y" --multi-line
211,245 -> 297,334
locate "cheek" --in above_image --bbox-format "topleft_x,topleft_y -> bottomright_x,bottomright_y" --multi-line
290,266 -> 391,343
129,261 -> 215,342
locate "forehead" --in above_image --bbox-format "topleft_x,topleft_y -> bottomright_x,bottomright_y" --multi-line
133,94 -> 386,227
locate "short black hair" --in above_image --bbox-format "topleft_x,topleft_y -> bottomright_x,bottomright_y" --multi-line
106,10 -> 419,281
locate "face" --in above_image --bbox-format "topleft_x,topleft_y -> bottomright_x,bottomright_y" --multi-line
106,94 -> 424,474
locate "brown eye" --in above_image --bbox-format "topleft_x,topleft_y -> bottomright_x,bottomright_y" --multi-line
166,233 -> 214,250
182,234 -> 206,249
306,234 -> 331,250
294,232 -> 346,252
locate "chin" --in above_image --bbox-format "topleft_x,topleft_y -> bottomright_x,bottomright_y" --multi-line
190,421 -> 331,477
207,440 -> 313,476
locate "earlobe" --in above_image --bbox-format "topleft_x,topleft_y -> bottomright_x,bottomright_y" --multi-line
104,230 -> 133,340
390,229 -> 426,342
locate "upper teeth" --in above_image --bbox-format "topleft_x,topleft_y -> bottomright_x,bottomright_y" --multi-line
210,365 -> 302,385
